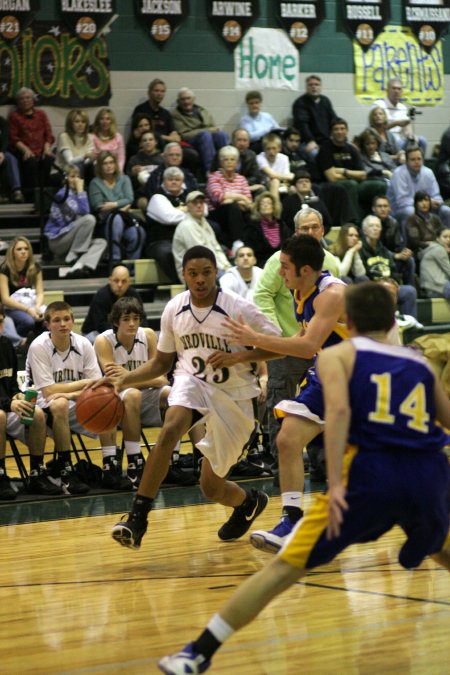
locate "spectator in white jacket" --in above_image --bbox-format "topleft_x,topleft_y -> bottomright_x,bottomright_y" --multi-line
172,191 -> 231,282
219,245 -> 264,302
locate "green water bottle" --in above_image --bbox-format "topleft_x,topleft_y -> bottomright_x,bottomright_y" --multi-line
20,389 -> 37,426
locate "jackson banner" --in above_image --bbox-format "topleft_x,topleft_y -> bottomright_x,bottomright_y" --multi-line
59,0 -> 117,42
0,21 -> 111,106
403,0 -> 450,50
0,0 -> 40,43
134,0 -> 189,46
275,0 -> 325,49
207,0 -> 259,48
341,0 -> 391,49
354,25 -> 443,106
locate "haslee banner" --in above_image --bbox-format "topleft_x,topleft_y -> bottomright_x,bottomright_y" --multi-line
134,0 -> 189,47
0,0 -> 40,44
275,0 -> 325,49
59,0 -> 117,42
341,0 -> 391,49
207,0 -> 259,48
403,0 -> 450,50
354,25 -> 443,107
0,21 -> 111,106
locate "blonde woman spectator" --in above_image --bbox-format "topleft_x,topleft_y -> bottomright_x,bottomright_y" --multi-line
92,108 -> 125,171
57,109 -> 95,178
244,191 -> 291,267
329,224 -> 368,284
368,106 -> 404,165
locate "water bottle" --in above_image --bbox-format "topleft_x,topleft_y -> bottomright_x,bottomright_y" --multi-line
20,389 -> 37,426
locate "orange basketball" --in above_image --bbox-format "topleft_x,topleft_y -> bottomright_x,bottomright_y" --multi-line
76,386 -> 124,433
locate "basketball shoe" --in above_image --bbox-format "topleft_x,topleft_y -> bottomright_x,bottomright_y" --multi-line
0,468 -> 16,500
250,513 -> 302,554
158,642 -> 210,674
126,454 -> 145,488
111,513 -> 147,549
60,463 -> 90,495
28,467 -> 63,496
102,456 -> 133,490
218,489 -> 268,541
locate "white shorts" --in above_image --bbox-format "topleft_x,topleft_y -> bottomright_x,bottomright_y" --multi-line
5,412 -> 27,444
120,387 -> 163,428
168,374 -> 255,478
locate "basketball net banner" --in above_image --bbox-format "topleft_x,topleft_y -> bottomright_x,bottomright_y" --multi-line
59,0 -> 117,42
275,0 -> 325,49
0,0 -> 40,43
402,0 -> 450,50
207,1 -> 259,49
134,0 -> 189,47
341,0 -> 391,49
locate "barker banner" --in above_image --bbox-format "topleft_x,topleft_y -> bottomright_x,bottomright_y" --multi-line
342,0 -> 391,49
60,0 -> 117,42
0,0 -> 40,43
403,0 -> 450,50
0,21 -> 111,106
134,0 -> 189,46
354,25 -> 443,106
275,0 -> 325,49
207,0 -> 259,48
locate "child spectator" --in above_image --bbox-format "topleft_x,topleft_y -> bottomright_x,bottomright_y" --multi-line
126,130 -> 164,191
256,133 -> 294,199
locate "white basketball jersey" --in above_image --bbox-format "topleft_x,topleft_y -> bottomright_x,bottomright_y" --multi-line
26,331 -> 101,406
101,326 -> 149,371
158,287 -> 280,400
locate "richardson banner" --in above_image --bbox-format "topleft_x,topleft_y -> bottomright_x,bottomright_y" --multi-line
207,0 -> 259,48
342,0 -> 391,49
59,0 -> 117,42
275,0 -> 325,49
403,0 -> 450,50
0,0 -> 40,43
0,21 -> 111,106
134,0 -> 189,46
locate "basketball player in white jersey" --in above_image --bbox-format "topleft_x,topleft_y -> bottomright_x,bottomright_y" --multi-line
99,245 -> 281,550
26,301 -> 140,494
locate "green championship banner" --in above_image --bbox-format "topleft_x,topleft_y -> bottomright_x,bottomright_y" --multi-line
0,20 -> 111,106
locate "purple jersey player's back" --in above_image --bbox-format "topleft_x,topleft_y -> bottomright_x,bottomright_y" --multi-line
348,337 -> 450,453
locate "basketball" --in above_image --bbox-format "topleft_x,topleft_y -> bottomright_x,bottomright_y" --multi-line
75,386 -> 124,433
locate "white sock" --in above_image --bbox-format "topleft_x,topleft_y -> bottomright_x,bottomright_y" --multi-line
281,491 -> 302,510
206,614 -> 234,643
124,441 -> 141,457
101,445 -> 116,460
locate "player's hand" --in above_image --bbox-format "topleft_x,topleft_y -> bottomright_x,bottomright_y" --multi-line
91,375 -> 123,394
207,350 -> 240,369
258,377 -> 268,403
11,398 -> 34,417
222,315 -> 261,346
103,362 -> 127,378
326,484 -> 349,540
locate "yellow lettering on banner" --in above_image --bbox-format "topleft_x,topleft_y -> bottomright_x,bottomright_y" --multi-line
354,25 -> 443,107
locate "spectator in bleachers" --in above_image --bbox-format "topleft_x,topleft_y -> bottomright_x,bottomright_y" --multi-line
82,264 -> 146,343
0,302 -> 61,499
219,245 -> 263,302
436,125 -> 450,200
360,215 -> 417,317
317,117 -> 386,219
256,133 -> 294,199
126,130 -> 164,192
239,91 -> 280,153
281,127 -> 317,179
92,108 -> 125,172
44,166 -> 106,279
281,170 -> 331,233
172,190 -> 231,283
8,87 -> 55,199
329,224 -> 368,284
405,190 -> 443,261
125,113 -> 159,164
358,129 -> 396,183
244,191 -> 291,268
89,150 -> 145,266
0,236 -> 44,340
372,79 -> 427,155
172,87 -> 229,173
145,166 -> 189,283
56,109 -> 95,180
132,78 -> 199,174
0,116 -> 24,203
372,195 -> 415,286
387,147 -> 450,232
205,145 -> 252,250
222,128 -> 266,195
368,106 -> 405,165
419,227 -> 450,299
142,142 -> 198,210
292,75 -> 337,158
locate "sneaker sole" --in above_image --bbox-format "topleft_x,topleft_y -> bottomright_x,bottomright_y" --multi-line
249,531 -> 283,554
111,524 -> 141,550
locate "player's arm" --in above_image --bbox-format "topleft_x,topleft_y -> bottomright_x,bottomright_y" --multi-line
433,376 -> 450,430
94,335 -> 119,374
141,328 -> 170,388
317,342 -> 355,539
95,349 -> 175,391
42,379 -> 98,400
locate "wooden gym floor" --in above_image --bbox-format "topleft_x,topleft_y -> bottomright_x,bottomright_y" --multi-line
0,443 -> 448,674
